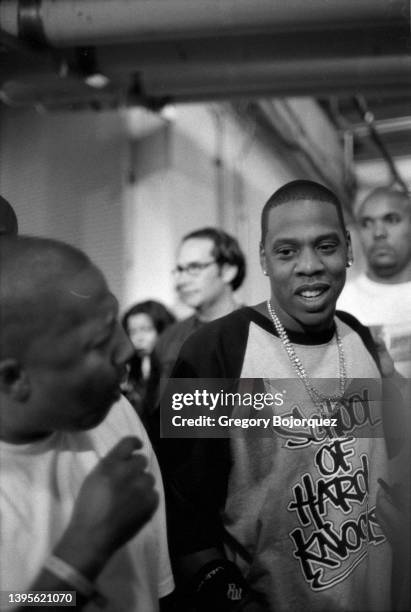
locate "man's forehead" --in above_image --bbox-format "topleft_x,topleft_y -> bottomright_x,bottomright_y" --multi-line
265,198 -> 342,238
52,290 -> 118,339
53,266 -> 117,325
178,237 -> 213,261
72,288 -> 118,318
359,193 -> 410,218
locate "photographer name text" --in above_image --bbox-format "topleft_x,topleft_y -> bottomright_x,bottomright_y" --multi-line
171,415 -> 338,429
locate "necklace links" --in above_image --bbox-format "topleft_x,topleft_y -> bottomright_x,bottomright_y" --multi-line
266,300 -> 347,416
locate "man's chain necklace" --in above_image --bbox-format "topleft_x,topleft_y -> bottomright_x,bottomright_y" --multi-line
266,300 -> 347,416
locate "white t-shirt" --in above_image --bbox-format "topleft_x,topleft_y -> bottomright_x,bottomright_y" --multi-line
0,396 -> 174,611
338,274 -> 411,378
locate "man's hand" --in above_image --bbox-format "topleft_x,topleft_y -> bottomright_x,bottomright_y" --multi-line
55,436 -> 159,578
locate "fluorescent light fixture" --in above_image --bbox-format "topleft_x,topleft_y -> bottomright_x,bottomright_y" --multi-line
84,73 -> 110,89
160,104 -> 177,122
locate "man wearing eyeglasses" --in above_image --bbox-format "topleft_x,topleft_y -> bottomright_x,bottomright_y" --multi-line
155,227 -> 246,380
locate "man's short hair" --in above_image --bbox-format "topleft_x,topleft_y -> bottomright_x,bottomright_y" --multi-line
0,235 -> 92,360
182,227 -> 246,291
356,186 -> 411,217
261,180 -> 346,242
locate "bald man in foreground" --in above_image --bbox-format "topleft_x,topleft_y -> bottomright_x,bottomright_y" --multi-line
0,236 -> 174,610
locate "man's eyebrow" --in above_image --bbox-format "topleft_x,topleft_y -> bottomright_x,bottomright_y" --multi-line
93,312 -> 117,339
360,212 -> 401,222
107,293 -> 119,312
314,231 -> 341,241
96,297 -> 119,329
383,211 -> 401,218
177,259 -> 210,265
270,237 -> 299,247
271,232 -> 341,246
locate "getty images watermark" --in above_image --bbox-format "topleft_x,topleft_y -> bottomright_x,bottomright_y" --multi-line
171,389 -> 285,411
171,390 -> 336,429
160,378 -> 387,439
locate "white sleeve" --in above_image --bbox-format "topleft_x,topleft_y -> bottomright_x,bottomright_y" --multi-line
145,442 -> 175,598
103,397 -> 175,598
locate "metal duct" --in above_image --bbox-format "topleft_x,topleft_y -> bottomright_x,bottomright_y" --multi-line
95,28 -> 410,74
3,51 -> 410,109
353,95 -> 409,194
1,0 -> 409,47
138,56 -> 411,101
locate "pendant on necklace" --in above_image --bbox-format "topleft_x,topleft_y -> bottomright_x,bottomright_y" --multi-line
316,398 -> 342,419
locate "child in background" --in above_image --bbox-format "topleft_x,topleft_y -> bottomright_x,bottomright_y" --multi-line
122,300 -> 175,417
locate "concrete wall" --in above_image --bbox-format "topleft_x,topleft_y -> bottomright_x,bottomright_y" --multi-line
123,104 -> 296,313
0,107 -> 128,301
0,99 -> 343,315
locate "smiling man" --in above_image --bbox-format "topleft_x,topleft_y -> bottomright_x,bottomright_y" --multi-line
339,187 -> 411,377
160,180 -> 391,612
0,236 -> 173,611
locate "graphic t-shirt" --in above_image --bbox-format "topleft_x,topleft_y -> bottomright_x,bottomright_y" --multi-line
160,306 -> 391,612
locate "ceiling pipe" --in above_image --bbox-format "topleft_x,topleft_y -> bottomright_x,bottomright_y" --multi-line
4,53 -> 410,109
1,0 -> 409,47
94,27 -> 410,74
139,56 -> 411,100
351,116 -> 411,137
236,99 -> 355,211
257,99 -> 347,195
353,95 -> 409,195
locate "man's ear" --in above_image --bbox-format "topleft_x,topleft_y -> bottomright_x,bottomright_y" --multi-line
259,242 -> 268,276
0,359 -> 30,401
220,263 -> 238,287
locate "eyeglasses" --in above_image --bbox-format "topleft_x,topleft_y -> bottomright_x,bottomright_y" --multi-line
172,260 -> 217,277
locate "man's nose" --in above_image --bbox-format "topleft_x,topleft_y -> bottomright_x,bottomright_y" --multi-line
175,271 -> 191,288
114,323 -> 135,365
372,219 -> 387,239
295,248 -> 325,275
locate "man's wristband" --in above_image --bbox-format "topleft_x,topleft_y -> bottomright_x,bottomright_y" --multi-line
191,559 -> 249,611
44,555 -> 106,606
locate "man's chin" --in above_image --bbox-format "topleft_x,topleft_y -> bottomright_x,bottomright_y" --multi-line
79,399 -> 116,430
372,262 -> 398,278
294,306 -> 335,331
181,298 -> 200,310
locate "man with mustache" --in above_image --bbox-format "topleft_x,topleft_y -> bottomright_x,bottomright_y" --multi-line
160,180 -> 392,612
339,187 -> 411,378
